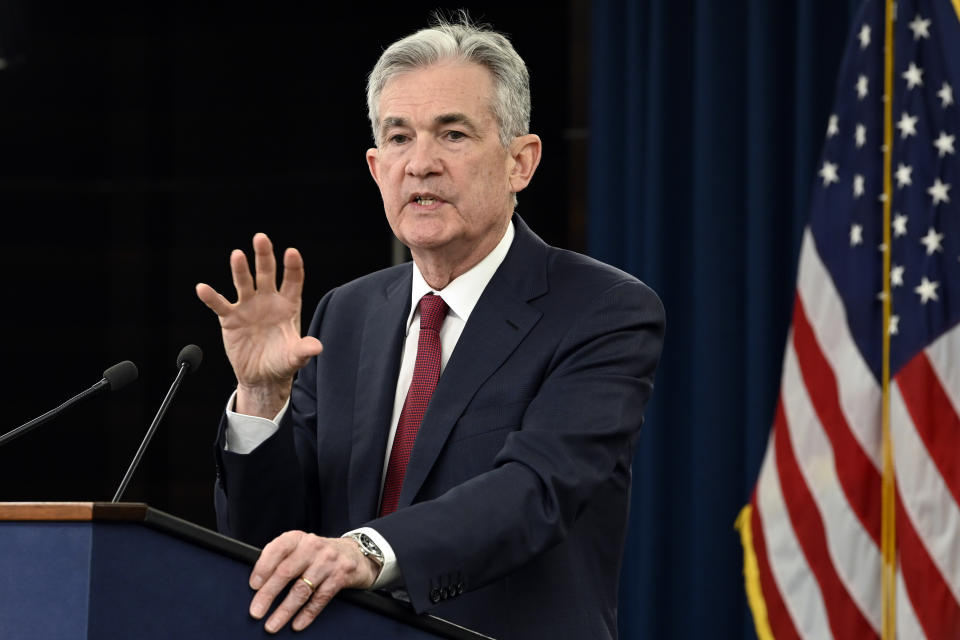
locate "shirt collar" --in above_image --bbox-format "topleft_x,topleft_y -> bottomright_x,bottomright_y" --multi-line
406,220 -> 515,332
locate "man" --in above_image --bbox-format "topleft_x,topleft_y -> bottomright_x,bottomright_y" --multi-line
196,16 -> 664,640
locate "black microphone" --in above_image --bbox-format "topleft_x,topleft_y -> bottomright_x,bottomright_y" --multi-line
112,345 -> 202,502
0,361 -> 138,448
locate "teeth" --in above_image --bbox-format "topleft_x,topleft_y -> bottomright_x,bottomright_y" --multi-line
417,197 -> 436,205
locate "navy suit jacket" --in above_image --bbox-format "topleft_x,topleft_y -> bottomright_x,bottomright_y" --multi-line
214,216 -> 665,639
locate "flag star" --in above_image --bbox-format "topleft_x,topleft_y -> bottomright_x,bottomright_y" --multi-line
893,213 -> 908,237
850,223 -> 864,246
920,227 -> 945,254
915,277 -> 940,304
896,111 -> 918,138
858,24 -> 871,49
820,160 -> 839,186
928,178 -> 951,205
855,123 -> 867,148
902,62 -> 924,89
895,163 -> 913,188
908,14 -> 931,39
856,75 -> 869,99
827,114 -> 839,138
877,290 -> 888,301
939,82 -> 955,108
853,174 -> 866,198
933,132 -> 956,157
888,315 -> 900,336
891,264 -> 905,286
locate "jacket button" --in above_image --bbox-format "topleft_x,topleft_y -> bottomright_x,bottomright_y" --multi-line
456,582 -> 464,595
440,587 -> 449,599
430,588 -> 441,604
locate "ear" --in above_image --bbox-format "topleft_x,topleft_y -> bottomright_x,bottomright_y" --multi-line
507,134 -> 542,194
366,147 -> 381,186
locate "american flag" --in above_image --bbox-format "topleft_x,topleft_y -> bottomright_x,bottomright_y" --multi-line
737,0 -> 960,638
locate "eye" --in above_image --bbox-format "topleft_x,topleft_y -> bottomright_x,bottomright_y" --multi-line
387,133 -> 409,145
444,130 -> 467,141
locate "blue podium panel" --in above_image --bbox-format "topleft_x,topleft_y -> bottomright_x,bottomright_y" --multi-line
0,510 -> 484,640
0,522 -> 94,640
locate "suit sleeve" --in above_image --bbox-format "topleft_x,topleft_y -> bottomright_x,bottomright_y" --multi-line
369,278 -> 665,613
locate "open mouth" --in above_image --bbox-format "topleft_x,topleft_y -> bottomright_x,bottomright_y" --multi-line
411,193 -> 443,206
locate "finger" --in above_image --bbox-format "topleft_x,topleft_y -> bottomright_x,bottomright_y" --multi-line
230,249 -> 255,302
253,232 -> 278,293
278,247 -> 305,302
291,574 -> 344,632
264,566 -> 332,634
195,283 -> 233,317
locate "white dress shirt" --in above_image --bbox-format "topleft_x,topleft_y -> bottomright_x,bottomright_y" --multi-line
224,221 -> 515,589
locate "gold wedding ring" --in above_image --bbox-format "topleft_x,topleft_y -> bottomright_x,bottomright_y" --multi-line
300,576 -> 316,591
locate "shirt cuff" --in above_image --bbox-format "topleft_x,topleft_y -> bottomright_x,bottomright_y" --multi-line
343,527 -> 401,590
223,389 -> 290,454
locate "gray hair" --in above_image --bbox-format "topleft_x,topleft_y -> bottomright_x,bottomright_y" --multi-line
366,13 -> 531,147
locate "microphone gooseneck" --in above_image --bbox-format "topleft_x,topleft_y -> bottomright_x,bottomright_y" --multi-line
0,360 -> 138,448
112,345 -> 202,502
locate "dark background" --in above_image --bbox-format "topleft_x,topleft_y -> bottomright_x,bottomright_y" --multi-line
0,1 -> 585,528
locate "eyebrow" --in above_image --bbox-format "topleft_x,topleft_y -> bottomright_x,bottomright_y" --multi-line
379,113 -> 480,137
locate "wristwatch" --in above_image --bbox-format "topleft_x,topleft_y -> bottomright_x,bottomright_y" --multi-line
346,532 -> 385,571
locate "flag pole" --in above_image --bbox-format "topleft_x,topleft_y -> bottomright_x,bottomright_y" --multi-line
880,0 -> 896,637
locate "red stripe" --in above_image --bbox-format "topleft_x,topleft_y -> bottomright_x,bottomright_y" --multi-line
750,489 -> 802,640
896,489 -> 960,639
896,351 -> 960,506
791,293 -> 883,546
774,398 -> 879,638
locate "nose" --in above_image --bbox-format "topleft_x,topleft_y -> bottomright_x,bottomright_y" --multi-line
405,136 -> 442,178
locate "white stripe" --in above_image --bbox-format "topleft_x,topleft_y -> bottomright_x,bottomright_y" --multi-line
890,382 -> 960,603
781,337 -> 882,631
757,432 -> 833,640
923,323 -> 960,418
796,229 -> 883,471
897,566 -> 927,640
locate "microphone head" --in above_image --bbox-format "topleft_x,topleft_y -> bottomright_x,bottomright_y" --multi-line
177,344 -> 203,372
103,360 -> 138,391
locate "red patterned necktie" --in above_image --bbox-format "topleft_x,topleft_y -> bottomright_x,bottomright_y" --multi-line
379,293 -> 449,516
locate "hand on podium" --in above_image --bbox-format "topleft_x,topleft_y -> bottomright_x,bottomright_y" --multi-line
247,531 -> 380,633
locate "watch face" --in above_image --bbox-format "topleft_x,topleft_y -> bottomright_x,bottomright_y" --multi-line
355,533 -> 383,560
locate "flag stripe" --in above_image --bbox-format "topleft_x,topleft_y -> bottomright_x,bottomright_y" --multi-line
795,230 -> 883,471
781,331 -> 882,630
890,381 -> 960,603
758,428 -> 833,639
896,565 -> 927,640
751,492 -> 803,640
773,398 -> 878,639
896,488 -> 960,639
925,327 -> 960,418
897,350 -> 960,506
791,292 -> 883,546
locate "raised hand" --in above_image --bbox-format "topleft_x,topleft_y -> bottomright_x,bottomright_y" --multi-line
196,233 -> 323,418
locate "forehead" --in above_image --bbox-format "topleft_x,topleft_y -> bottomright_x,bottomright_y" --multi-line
378,62 -> 497,124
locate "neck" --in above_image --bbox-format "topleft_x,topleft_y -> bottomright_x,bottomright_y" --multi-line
412,220 -> 509,290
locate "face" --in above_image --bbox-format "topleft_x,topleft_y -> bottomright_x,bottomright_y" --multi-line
366,62 -> 540,272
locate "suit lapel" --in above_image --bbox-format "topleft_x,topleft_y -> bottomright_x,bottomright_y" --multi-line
348,269 -> 411,525
397,217 -> 549,508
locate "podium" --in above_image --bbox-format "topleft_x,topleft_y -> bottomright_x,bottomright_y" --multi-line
0,503 -> 491,639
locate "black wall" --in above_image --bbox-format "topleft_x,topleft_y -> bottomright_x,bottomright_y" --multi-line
0,2 -> 578,528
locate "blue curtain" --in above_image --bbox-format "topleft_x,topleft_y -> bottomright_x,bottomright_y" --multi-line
589,1 -> 862,637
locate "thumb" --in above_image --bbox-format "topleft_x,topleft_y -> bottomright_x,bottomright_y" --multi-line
291,336 -> 324,365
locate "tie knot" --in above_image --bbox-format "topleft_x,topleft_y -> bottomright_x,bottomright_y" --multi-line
418,294 -> 448,332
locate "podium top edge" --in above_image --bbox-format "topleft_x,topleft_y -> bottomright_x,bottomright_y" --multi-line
0,501 -> 148,521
